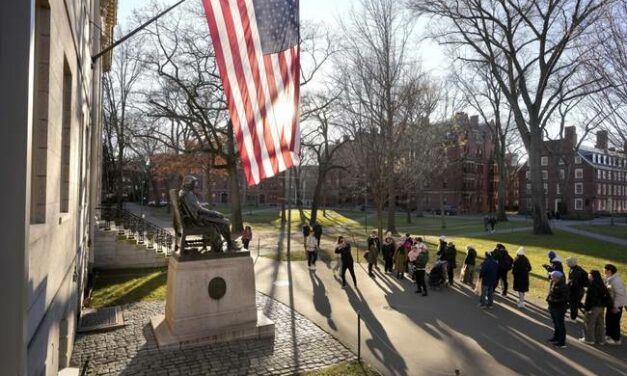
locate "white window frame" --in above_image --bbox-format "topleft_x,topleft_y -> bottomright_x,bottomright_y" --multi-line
575,183 -> 583,195
575,199 -> 583,210
575,156 -> 582,164
542,170 -> 548,180
575,168 -> 583,179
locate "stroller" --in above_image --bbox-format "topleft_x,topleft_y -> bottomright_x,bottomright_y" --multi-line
428,260 -> 449,289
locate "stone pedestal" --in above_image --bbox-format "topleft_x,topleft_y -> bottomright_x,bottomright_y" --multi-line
151,252 -> 274,349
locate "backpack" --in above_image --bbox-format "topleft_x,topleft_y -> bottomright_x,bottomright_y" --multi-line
501,253 -> 513,271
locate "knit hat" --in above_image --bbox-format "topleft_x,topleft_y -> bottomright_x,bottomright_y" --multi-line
566,257 -> 577,267
516,247 -> 525,256
439,235 -> 446,242
547,250 -> 557,259
550,271 -> 564,279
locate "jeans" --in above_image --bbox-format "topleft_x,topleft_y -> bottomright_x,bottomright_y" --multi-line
242,239 -> 250,249
480,285 -> 494,307
341,264 -> 357,287
447,264 -> 455,285
307,251 -> 316,267
549,306 -> 567,345
415,269 -> 427,294
461,264 -> 475,285
584,307 -> 605,343
605,306 -> 624,341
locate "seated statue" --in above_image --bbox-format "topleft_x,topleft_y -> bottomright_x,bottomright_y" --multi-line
179,175 -> 239,251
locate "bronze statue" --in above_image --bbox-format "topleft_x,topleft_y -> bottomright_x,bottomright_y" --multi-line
179,175 -> 239,252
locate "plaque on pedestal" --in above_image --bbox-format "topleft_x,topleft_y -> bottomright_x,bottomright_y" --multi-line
151,251 -> 274,349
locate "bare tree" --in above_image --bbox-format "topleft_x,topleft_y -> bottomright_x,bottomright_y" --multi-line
451,64 -> 516,221
337,0 -> 419,236
409,0 -> 612,234
103,30 -> 144,209
300,92 -> 349,224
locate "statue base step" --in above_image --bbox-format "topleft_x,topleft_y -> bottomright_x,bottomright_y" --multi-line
151,310 -> 274,350
150,253 -> 274,349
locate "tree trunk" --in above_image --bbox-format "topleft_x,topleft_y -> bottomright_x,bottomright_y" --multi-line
376,206 -> 384,245
309,174 -> 324,225
387,184 -> 397,234
496,152 -> 508,222
226,122 -> 243,234
294,166 -> 305,223
528,133 -> 552,234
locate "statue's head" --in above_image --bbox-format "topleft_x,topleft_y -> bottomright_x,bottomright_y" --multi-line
182,175 -> 198,191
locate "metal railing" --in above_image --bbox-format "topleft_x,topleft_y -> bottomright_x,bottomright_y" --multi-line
98,205 -> 175,255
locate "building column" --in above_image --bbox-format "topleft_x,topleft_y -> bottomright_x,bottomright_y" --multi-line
0,0 -> 34,375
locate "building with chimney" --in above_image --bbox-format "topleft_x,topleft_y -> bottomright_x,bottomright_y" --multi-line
0,0 -> 116,374
518,128 -> 627,217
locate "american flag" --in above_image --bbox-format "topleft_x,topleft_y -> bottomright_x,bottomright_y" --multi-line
202,0 -> 300,186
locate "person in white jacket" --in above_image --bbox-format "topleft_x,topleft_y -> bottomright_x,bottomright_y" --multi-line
306,232 -> 318,270
604,264 -> 626,345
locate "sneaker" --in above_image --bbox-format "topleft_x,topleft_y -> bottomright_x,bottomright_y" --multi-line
606,339 -> 622,345
415,290 -> 422,294
553,343 -> 567,349
578,338 -> 594,345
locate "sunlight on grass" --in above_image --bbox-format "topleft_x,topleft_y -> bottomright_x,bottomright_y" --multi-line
90,268 -> 167,308
300,361 -> 379,376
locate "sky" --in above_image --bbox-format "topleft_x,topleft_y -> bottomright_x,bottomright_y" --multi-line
116,0 -> 447,77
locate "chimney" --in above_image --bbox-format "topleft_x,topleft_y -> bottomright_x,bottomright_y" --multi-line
564,126 -> 577,149
596,130 -> 608,150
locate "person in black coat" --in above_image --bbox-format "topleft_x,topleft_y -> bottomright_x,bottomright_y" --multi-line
566,257 -> 588,321
461,246 -> 477,286
312,222 -> 323,247
512,247 -> 532,308
492,243 -> 513,296
437,236 -> 447,261
444,242 -> 458,286
543,250 -> 564,275
580,270 -> 612,345
546,271 -> 570,348
382,233 -> 396,274
335,236 -> 356,288
479,252 -> 499,308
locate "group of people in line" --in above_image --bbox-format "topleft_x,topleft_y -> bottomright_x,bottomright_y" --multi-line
311,228 -> 626,349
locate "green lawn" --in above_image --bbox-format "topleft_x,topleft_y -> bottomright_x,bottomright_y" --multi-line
301,361 -> 379,376
89,268 -> 167,308
572,224 -> 627,240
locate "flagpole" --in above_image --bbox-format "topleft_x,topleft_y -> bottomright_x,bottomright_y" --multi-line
286,169 -> 292,259
92,0 -> 188,63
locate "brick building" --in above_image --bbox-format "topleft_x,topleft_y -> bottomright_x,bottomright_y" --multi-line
518,128 -> 627,217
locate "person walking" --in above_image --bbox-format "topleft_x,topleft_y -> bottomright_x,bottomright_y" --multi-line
312,221 -> 323,247
366,230 -> 380,278
335,236 -> 356,288
547,271 -> 569,348
414,244 -> 429,296
461,245 -> 477,286
543,250 -> 564,275
302,224 -> 311,248
512,247 -> 532,308
241,225 -> 253,250
479,252 -> 498,309
566,257 -> 588,321
604,264 -> 626,345
443,242 -> 458,286
382,233 -> 396,274
579,270 -> 613,345
305,232 -> 318,270
492,243 -> 513,296
393,243 -> 408,280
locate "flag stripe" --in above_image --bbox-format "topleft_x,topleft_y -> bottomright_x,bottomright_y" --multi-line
203,0 -> 257,184
203,0 -> 300,185
236,1 -> 281,176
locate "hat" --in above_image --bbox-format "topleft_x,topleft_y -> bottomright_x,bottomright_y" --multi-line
496,243 -> 505,249
516,247 -> 525,256
550,271 -> 564,279
547,250 -> 557,259
566,257 -> 577,267
439,235 -> 446,242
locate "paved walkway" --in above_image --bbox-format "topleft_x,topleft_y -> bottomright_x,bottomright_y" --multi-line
125,207 -> 627,375
71,294 -> 353,376
551,221 -> 627,247
254,255 -> 627,376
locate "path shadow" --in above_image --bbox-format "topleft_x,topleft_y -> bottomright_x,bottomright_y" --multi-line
309,270 -> 337,331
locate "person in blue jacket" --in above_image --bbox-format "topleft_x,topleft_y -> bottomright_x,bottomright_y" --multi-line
479,252 -> 499,309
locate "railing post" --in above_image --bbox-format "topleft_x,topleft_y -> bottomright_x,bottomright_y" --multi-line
357,311 -> 361,363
